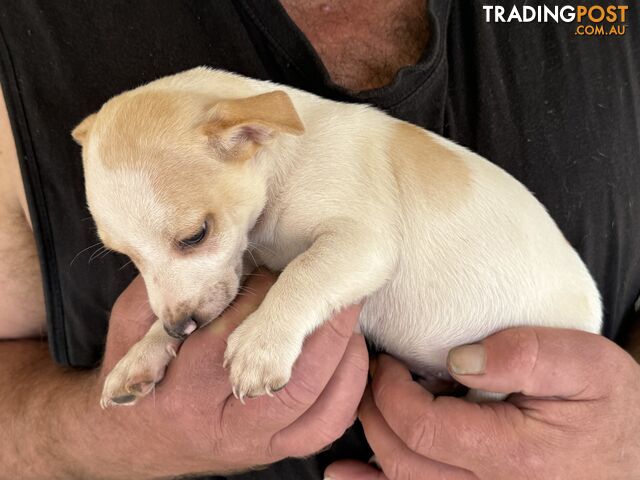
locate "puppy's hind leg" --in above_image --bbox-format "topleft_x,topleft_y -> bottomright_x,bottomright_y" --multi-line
101,320 -> 181,408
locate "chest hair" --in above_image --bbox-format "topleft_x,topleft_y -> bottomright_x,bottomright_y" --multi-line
281,0 -> 430,91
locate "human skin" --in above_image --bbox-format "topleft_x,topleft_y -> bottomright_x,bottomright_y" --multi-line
325,328 -> 640,479
0,271 -> 369,479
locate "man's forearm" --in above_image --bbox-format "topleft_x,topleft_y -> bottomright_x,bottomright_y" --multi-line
0,340 -> 136,479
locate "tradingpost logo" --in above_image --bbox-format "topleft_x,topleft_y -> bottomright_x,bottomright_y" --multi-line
482,4 -> 629,36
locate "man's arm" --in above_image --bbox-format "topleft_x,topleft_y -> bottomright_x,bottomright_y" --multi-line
0,87 -> 46,338
0,87 -> 130,478
0,341 -> 139,479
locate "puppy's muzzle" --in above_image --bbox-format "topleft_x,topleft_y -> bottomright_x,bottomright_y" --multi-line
164,316 -> 199,339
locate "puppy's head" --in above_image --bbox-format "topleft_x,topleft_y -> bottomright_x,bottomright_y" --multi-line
73,87 -> 304,338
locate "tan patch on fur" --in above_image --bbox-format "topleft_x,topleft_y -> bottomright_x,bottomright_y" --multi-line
92,90 -> 210,170
208,91 -> 305,136
201,91 -> 304,163
390,121 -> 471,210
88,90 -> 303,171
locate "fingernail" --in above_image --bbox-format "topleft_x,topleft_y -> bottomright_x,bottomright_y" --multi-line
448,343 -> 486,375
369,357 -> 378,377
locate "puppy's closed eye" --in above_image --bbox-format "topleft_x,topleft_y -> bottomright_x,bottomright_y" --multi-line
178,221 -> 208,249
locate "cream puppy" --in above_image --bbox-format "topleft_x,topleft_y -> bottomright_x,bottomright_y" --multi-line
71,67 -> 602,407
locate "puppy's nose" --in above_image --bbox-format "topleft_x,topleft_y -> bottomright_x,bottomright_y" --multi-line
164,316 -> 198,339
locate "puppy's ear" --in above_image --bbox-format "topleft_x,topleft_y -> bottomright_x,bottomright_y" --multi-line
71,113 -> 97,146
202,91 -> 304,157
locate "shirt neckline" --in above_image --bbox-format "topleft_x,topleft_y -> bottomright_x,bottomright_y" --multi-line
236,0 -> 450,110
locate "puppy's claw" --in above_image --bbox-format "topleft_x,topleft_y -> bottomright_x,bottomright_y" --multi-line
100,380 -> 157,408
271,382 -> 287,393
110,394 -> 137,405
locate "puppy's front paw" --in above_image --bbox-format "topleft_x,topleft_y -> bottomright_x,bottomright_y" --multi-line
224,318 -> 302,401
101,338 -> 177,409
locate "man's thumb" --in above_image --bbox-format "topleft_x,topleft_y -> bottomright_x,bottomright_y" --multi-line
446,327 -> 619,400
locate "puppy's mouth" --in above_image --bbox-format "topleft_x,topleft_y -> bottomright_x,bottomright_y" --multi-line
218,284 -> 241,317
186,281 -> 240,333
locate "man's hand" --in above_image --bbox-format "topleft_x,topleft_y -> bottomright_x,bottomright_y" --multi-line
86,270 -> 368,478
326,328 -> 640,479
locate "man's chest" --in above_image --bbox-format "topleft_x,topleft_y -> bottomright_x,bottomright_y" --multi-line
280,0 -> 429,91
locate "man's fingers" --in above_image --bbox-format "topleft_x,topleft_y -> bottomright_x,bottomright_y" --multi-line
103,275 -> 156,364
206,268 -> 277,338
360,386 -> 480,479
325,460 -> 388,480
270,332 -> 368,457
370,354 -> 521,471
276,304 -> 362,408
447,327 -> 627,399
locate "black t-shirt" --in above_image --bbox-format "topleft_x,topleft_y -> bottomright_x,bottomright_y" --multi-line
1,1 -> 639,479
